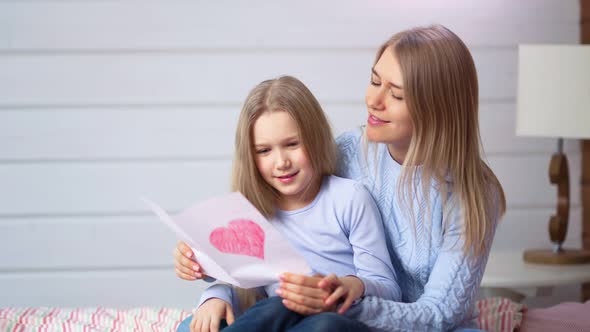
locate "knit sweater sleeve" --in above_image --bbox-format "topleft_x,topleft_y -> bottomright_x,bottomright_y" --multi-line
349,204 -> 496,332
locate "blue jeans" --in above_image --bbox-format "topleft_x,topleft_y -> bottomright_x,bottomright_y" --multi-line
177,316 -> 228,332
177,296 -> 370,332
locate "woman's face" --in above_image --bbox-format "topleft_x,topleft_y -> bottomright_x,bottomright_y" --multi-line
365,46 -> 414,163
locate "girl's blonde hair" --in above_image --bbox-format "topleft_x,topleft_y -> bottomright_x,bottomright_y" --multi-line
232,75 -> 337,309
373,25 -> 506,257
232,75 -> 337,217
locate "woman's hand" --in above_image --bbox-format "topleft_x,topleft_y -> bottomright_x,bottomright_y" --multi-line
174,240 -> 206,280
190,298 -> 235,332
320,274 -> 365,314
276,273 -> 335,315
278,273 -> 365,315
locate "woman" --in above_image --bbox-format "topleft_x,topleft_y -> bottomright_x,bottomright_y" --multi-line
174,24 -> 505,332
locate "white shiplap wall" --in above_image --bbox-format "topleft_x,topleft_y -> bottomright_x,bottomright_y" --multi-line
0,0 -> 581,307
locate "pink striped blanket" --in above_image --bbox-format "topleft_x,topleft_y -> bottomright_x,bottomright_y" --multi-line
476,297 -> 525,332
0,297 -> 526,332
0,307 -> 191,332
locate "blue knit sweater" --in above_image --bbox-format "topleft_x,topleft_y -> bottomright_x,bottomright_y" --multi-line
337,128 -> 497,332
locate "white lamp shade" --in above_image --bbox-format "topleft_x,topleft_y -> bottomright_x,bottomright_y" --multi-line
516,45 -> 590,139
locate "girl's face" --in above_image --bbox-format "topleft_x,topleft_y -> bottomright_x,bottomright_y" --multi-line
365,46 -> 414,163
252,110 -> 320,211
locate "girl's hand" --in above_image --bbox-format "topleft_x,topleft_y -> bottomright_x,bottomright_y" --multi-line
320,274 -> 365,314
173,240 -> 206,280
276,273 -> 335,315
190,298 -> 235,332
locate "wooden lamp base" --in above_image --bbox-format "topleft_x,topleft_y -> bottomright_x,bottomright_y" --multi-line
523,150 -> 590,265
524,248 -> 590,265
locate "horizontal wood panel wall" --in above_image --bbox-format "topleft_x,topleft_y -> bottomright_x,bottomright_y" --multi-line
0,0 -> 581,307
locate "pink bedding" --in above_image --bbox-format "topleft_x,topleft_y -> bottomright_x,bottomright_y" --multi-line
4,298 -> 586,332
0,307 -> 190,332
519,300 -> 590,332
476,297 -> 525,332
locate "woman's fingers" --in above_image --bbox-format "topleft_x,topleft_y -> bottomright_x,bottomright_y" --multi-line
324,285 -> 347,306
316,274 -> 359,313
278,273 -> 356,315
338,293 -> 356,315
318,274 -> 340,290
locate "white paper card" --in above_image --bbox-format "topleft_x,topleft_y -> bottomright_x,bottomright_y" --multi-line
143,192 -> 311,288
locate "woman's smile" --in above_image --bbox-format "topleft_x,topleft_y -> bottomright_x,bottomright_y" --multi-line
368,114 -> 390,126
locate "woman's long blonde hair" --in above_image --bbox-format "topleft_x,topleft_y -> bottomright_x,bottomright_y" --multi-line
231,75 -> 337,309
374,25 -> 505,257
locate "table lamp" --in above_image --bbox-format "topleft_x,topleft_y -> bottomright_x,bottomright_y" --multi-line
516,45 -> 590,265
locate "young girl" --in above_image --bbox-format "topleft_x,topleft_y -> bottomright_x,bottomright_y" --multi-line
176,25 -> 506,332
182,76 -> 401,332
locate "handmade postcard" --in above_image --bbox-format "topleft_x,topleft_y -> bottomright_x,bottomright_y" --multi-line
144,193 -> 311,288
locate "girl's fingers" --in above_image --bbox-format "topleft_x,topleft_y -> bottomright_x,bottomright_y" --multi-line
281,299 -> 322,316
276,286 -> 325,309
200,316 -> 210,332
225,305 -> 235,325
181,256 -> 200,271
174,245 -> 199,270
209,317 -> 220,332
280,273 -> 323,288
173,247 -> 195,264
279,281 -> 329,299
174,256 -> 203,279
174,248 -> 200,272
175,261 -> 200,278
190,316 -> 199,332
175,268 -> 197,281
177,241 -> 193,256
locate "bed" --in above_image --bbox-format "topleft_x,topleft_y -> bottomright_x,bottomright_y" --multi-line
0,307 -> 190,332
1,297 -> 588,332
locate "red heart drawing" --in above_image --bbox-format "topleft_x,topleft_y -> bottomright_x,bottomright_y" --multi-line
209,219 -> 265,260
